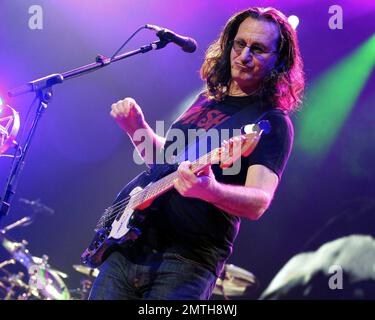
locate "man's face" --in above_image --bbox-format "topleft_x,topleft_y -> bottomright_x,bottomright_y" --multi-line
230,17 -> 280,92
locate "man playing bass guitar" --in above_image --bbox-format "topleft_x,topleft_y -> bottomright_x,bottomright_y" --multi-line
88,6 -> 304,300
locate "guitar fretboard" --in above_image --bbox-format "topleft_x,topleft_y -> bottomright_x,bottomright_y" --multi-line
129,149 -> 219,209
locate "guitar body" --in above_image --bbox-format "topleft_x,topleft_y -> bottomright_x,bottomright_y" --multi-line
81,165 -> 174,268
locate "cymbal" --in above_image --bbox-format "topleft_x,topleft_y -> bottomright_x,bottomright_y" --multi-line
73,264 -> 99,278
1,272 -> 29,289
213,264 -> 258,297
0,258 -> 16,269
0,280 -> 7,292
2,238 -> 34,267
30,256 -> 68,278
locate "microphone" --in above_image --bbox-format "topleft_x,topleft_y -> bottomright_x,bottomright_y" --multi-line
145,24 -> 197,53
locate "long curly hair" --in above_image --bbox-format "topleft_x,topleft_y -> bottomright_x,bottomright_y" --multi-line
200,7 -> 305,113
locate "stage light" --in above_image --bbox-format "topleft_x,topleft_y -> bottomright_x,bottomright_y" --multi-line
288,15 -> 300,30
296,33 -> 375,159
0,97 -> 3,106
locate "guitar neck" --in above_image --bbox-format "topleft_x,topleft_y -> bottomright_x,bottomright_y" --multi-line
130,149 -> 219,210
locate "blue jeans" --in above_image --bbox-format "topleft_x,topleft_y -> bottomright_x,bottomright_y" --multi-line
88,251 -> 217,300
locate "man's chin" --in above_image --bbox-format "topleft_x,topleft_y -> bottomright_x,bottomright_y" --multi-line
232,76 -> 256,87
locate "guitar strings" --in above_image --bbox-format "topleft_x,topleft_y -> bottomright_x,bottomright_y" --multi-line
96,157 -> 215,227
96,178 -> 170,227
96,197 -> 132,227
95,149 -> 219,227
97,169 -> 179,225
96,175 -> 176,227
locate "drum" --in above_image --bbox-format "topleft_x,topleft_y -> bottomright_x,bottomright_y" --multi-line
28,262 -> 71,300
2,237 -> 71,300
213,264 -> 258,298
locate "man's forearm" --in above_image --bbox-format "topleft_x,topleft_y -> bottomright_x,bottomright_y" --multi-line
206,182 -> 272,220
127,122 -> 166,167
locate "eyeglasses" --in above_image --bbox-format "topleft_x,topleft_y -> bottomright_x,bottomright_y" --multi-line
230,39 -> 278,58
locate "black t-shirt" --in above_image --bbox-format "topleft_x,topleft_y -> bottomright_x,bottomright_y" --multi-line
128,93 -> 294,277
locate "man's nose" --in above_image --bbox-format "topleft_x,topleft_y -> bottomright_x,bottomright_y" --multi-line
239,47 -> 254,65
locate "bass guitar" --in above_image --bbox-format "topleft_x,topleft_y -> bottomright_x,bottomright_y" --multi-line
81,121 -> 270,267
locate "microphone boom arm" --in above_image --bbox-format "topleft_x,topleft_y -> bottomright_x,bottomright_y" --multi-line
8,40 -> 167,98
1,38 -> 169,221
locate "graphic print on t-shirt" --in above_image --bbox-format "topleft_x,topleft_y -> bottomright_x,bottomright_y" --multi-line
176,105 -> 231,131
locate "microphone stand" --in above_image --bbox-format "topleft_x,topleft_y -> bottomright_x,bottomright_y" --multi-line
0,39 -> 169,222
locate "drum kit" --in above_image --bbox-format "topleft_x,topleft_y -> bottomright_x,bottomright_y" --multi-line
0,195 -> 95,300
0,214 -> 259,300
0,216 -> 72,300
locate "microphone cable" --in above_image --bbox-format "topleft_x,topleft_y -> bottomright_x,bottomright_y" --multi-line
110,25 -> 148,62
